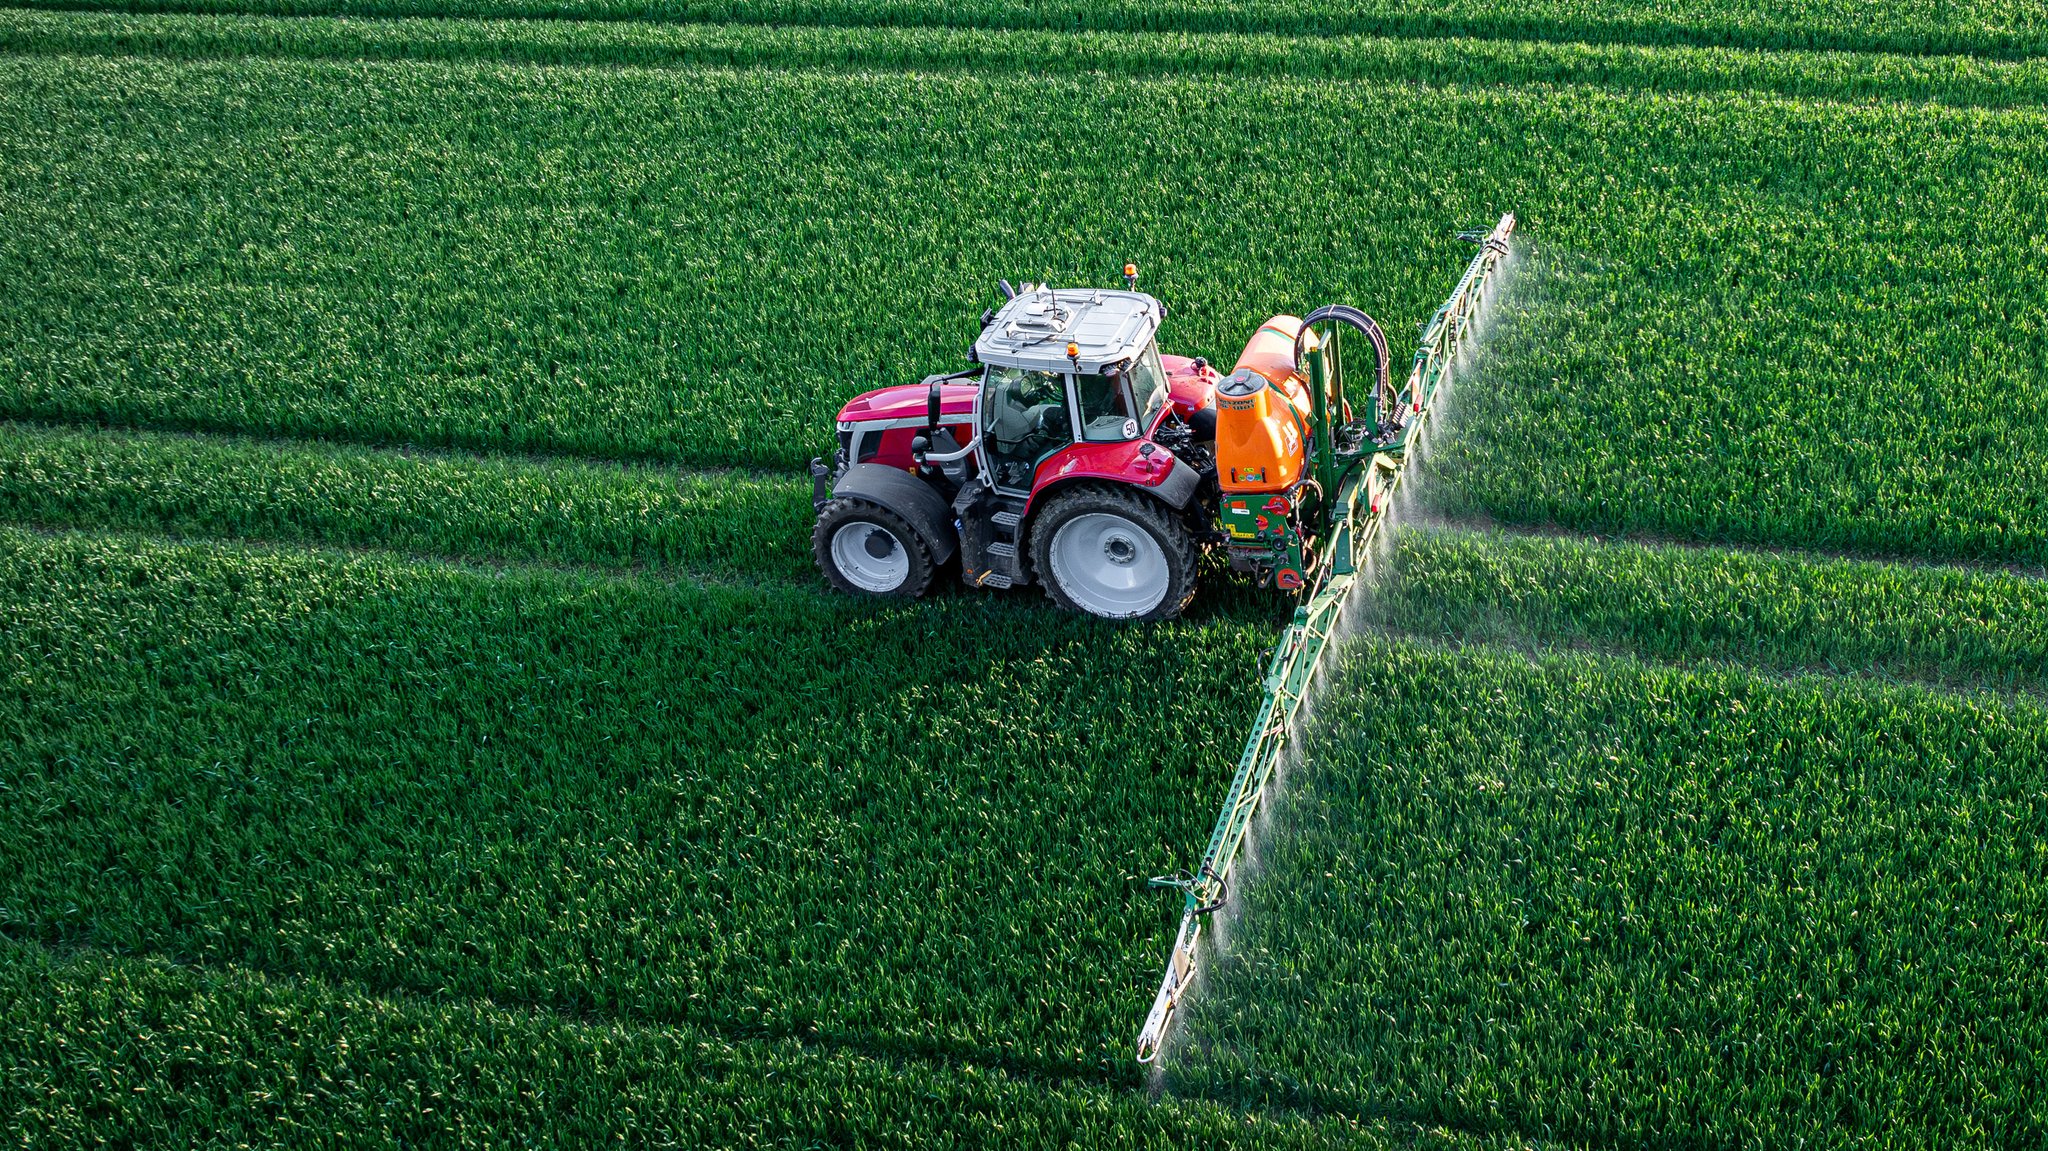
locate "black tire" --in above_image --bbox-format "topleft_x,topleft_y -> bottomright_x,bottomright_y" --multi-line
814,498 -> 935,600
1028,485 -> 1198,621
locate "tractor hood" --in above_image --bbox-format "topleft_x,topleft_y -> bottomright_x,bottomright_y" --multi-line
1161,354 -> 1219,420
836,379 -> 980,426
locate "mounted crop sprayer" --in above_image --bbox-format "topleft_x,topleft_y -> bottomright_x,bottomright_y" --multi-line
808,215 -> 1517,1055
811,215 -> 1515,624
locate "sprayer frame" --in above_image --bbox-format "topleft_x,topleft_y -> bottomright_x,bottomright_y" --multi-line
1136,213 -> 1517,1064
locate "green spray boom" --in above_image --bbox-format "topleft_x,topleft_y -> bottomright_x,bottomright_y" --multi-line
1136,214 -> 1516,1064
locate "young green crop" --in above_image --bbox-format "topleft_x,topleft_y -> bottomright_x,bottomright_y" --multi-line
0,420 -> 817,582
13,0 -> 2048,58
1172,636 -> 2048,1149
0,526 -> 1277,1079
1428,245 -> 2048,566
9,10 -> 2048,111
3,53 -> 2044,564
1370,526 -> 2048,695
2,946 -> 1516,1150
0,421 -> 1294,618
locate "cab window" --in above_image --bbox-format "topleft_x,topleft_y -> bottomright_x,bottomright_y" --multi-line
1128,343 -> 1171,428
982,365 -> 1074,488
1075,369 -> 1139,442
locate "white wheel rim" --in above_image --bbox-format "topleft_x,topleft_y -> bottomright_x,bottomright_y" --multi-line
1049,512 -> 1169,618
830,521 -> 910,593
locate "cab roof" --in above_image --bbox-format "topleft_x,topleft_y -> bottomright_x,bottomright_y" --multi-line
973,286 -> 1162,375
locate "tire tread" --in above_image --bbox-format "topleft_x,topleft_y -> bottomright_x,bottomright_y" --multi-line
1027,485 -> 1198,621
813,498 -> 936,599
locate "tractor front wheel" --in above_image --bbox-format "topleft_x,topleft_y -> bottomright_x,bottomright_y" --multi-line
1030,486 -> 1197,621
814,499 -> 935,599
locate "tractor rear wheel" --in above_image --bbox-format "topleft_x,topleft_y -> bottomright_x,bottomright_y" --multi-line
1030,486 -> 1197,621
814,498 -> 935,599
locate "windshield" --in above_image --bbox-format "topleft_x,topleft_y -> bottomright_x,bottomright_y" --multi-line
1129,342 -> 1171,428
1075,369 -> 1139,442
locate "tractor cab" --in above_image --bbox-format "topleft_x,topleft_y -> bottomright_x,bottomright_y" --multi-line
970,285 -> 1172,492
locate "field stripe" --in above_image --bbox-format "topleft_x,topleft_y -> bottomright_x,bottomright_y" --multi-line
8,9 -> 2048,110
0,419 -> 821,583
0,525 -> 1288,1081
1423,515 -> 2048,584
8,0 -> 2048,63
1365,524 -> 2048,698
3,943 -> 1526,1150
5,53 -> 2045,567
1170,633 -> 2048,1149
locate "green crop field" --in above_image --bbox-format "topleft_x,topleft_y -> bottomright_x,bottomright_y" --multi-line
4,35 -> 2044,562
3,1 -> 2046,1146
14,0 -> 2048,56
1170,532 -> 2048,1148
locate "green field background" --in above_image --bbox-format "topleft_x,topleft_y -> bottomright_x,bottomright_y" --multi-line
16,0 -> 2048,56
4,44 -> 2043,563
4,5 -> 2048,1148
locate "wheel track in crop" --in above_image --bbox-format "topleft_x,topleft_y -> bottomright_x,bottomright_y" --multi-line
0,928 -> 1137,1097
0,415 -> 800,487
10,0 -> 2048,63
0,930 -> 1578,1151
1363,613 -> 2048,708
1420,512 -> 2048,586
0,515 -> 810,593
6,7 -> 2048,112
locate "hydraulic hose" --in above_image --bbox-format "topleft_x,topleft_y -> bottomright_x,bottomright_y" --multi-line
1193,864 -> 1228,915
1293,304 -> 1391,429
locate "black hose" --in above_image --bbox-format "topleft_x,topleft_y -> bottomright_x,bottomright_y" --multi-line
1193,864 -> 1228,915
1293,304 -> 1391,429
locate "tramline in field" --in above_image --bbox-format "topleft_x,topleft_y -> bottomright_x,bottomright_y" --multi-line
808,214 -> 1516,1059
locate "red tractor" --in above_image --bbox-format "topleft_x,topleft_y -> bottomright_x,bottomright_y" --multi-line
810,218 -> 1515,621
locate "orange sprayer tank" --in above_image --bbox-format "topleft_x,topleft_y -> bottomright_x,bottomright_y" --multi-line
1215,317 -> 1313,493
